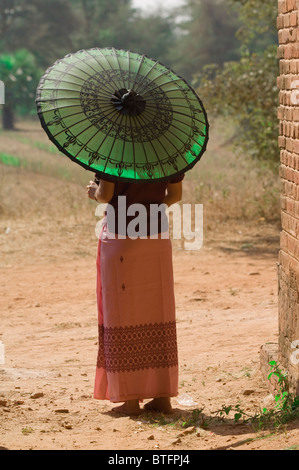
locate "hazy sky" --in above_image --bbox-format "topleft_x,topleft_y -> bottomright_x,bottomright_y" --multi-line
132,0 -> 184,12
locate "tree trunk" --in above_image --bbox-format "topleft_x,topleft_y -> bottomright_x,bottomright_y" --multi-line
2,105 -> 14,130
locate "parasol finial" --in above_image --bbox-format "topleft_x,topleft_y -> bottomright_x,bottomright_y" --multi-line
111,88 -> 146,117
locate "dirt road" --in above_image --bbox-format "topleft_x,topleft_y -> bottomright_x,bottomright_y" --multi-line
1,216 -> 298,450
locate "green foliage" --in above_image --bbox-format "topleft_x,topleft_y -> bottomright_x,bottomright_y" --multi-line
0,48 -> 42,128
70,0 -> 134,50
121,14 -> 176,66
0,0 -> 177,127
213,361 -> 299,431
0,0 -> 78,67
0,0 -> 176,68
267,360 -> 295,413
230,0 -> 278,53
0,49 -> 41,111
195,0 -> 279,168
198,45 -> 279,167
174,0 -> 242,81
0,152 -> 21,167
181,407 -> 205,428
70,0 -> 176,66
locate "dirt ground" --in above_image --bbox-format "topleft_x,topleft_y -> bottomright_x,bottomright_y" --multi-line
0,120 -> 298,451
1,211 -> 299,451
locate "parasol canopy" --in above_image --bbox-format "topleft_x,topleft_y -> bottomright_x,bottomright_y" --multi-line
36,47 -> 209,182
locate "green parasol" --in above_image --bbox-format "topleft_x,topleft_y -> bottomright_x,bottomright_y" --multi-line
36,47 -> 209,182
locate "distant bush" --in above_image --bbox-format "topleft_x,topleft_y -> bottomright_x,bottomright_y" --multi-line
197,45 -> 279,169
194,0 -> 279,170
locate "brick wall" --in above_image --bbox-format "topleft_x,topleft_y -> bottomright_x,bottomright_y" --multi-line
277,0 -> 299,395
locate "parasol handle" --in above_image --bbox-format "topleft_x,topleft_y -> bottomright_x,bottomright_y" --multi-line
94,173 -> 101,185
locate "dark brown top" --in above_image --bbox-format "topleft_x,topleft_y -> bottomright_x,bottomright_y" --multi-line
99,173 -> 185,236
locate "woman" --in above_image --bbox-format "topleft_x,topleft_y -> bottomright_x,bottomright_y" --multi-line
86,174 -> 184,416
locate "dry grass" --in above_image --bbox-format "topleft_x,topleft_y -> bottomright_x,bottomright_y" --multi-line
0,117 -> 281,228
184,118 -> 281,227
0,119 -> 95,222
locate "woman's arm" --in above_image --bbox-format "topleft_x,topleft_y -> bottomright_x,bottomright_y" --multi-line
163,182 -> 183,207
86,180 -> 115,203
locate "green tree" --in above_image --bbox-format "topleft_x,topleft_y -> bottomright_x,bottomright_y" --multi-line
0,0 -> 78,67
230,0 -> 278,53
121,13 -> 176,66
70,0 -> 176,66
196,0 -> 279,168
70,0 -> 133,50
0,0 -> 178,129
174,0 -> 242,81
0,49 -> 41,129
0,0 -> 177,68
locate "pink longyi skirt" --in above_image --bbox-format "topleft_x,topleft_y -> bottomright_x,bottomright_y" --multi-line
94,225 -> 179,403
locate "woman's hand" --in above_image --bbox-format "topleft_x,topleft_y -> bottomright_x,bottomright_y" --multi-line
86,179 -> 115,203
86,181 -> 99,201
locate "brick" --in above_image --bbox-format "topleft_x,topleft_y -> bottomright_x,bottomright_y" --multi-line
279,90 -> 286,105
279,135 -> 286,148
285,137 -> 294,151
294,123 -> 299,138
290,60 -> 298,73
279,247 -> 299,273
287,196 -> 295,214
280,60 -> 290,74
289,28 -> 298,42
278,0 -> 288,14
287,233 -> 299,259
278,106 -> 285,120
281,195 -> 287,211
289,151 -> 297,167
281,210 -> 299,236
284,44 -> 294,59
280,150 -> 287,165
280,150 -> 288,165
277,14 -> 284,29
277,75 -> 283,88
283,180 -> 298,199
279,29 -> 289,43
286,107 -> 294,120
278,45 -> 286,59
284,44 -> 299,59
287,0 -> 297,11
284,13 -> 291,27
290,10 -> 298,26
286,74 -> 299,89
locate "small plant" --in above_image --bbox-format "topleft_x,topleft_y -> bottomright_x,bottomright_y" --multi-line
212,361 -> 299,431
181,408 -> 205,428
213,403 -> 251,424
267,360 -> 290,411
22,427 -> 34,435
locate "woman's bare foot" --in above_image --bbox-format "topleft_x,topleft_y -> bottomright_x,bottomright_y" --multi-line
144,397 -> 173,414
112,399 -> 141,416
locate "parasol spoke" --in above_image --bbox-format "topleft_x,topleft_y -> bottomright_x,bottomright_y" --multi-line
50,106 -> 121,140
113,47 -> 128,92
130,53 -> 147,93
92,48 -> 127,93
